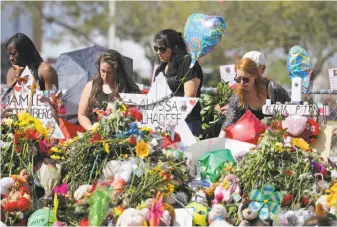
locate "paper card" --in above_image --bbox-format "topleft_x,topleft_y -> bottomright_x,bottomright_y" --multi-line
174,208 -> 193,227
219,64 -> 236,85
5,90 -> 65,139
311,125 -> 333,161
328,67 -> 337,90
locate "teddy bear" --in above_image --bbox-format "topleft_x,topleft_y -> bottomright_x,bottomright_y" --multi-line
208,204 -> 232,226
0,170 -> 31,213
116,208 -> 147,227
273,208 -> 315,226
238,201 -> 270,226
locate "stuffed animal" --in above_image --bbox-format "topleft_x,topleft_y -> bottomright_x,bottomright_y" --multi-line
191,189 -> 207,204
0,171 -> 31,212
274,208 -> 315,226
238,201 -> 269,226
116,208 -> 146,227
213,174 -> 241,204
73,184 -> 93,201
208,204 -> 228,225
282,115 -> 307,136
100,159 -> 135,183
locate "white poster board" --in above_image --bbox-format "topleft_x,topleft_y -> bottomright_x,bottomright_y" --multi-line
5,90 -> 65,139
328,67 -> 337,90
174,208 -> 193,227
219,64 -> 236,85
120,74 -> 198,129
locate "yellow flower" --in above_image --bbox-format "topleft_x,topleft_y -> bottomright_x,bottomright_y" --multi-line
64,139 -> 74,147
51,147 -> 60,153
140,127 -> 153,133
274,142 -> 284,152
104,142 -> 110,154
124,154 -> 129,159
114,206 -> 124,216
91,122 -> 100,133
120,104 -> 127,112
327,194 -> 337,207
263,199 -> 269,204
222,180 -> 229,190
291,138 -> 310,151
3,118 -> 14,126
18,112 -> 31,122
50,155 -> 61,160
135,141 -> 150,158
168,184 -> 175,193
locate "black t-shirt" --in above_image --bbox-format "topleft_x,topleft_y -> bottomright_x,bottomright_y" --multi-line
154,56 -> 203,122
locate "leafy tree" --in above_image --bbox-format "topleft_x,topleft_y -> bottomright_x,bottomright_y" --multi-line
3,1 -> 337,86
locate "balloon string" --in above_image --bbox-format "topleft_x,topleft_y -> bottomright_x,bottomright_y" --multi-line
173,67 -> 192,96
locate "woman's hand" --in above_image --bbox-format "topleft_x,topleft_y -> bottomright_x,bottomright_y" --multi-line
215,104 -> 229,115
13,64 -> 24,78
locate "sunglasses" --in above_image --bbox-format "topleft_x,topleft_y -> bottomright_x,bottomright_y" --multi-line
234,76 -> 251,84
153,45 -> 167,53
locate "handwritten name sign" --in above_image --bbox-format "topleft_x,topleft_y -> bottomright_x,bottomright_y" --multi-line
120,93 -> 198,128
4,90 -> 65,139
262,104 -> 321,116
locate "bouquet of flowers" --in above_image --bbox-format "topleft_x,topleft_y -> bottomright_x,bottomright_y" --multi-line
1,112 -> 52,176
200,81 -> 232,139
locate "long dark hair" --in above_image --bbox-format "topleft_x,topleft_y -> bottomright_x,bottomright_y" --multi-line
89,49 -> 140,107
153,29 -> 188,77
6,33 -> 43,71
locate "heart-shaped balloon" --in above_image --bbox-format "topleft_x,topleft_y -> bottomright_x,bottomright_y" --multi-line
224,110 -> 267,145
184,13 -> 226,68
287,45 -> 312,94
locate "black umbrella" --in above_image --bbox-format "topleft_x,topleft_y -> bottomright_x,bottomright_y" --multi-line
54,45 -> 133,123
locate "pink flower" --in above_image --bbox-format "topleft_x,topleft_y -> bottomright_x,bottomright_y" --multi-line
54,183 -> 68,195
147,192 -> 166,226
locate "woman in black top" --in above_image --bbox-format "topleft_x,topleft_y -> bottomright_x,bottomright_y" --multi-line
153,29 -> 203,137
219,58 -> 290,137
78,50 -> 140,130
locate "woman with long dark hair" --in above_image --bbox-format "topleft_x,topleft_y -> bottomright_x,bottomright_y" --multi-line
153,29 -> 203,137
6,33 -> 58,90
78,49 -> 140,130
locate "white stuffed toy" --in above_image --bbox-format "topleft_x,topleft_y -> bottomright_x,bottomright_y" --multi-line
273,208 -> 315,226
116,208 -> 146,227
73,184 -> 93,201
208,204 -> 228,225
100,159 -> 135,183
0,177 -> 14,196
282,115 -> 308,136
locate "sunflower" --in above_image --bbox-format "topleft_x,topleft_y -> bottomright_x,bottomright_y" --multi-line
135,141 -> 151,158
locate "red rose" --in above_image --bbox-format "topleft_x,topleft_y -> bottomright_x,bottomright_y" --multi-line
17,197 -> 31,211
79,219 -> 89,226
3,202 -> 18,212
129,137 -> 137,145
281,194 -> 293,206
302,196 -> 310,206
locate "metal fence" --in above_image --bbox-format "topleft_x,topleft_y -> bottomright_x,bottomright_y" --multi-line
200,88 -> 337,154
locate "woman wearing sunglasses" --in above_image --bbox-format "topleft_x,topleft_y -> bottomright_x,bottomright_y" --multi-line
153,29 -> 203,137
78,50 -> 140,130
219,58 -> 290,137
